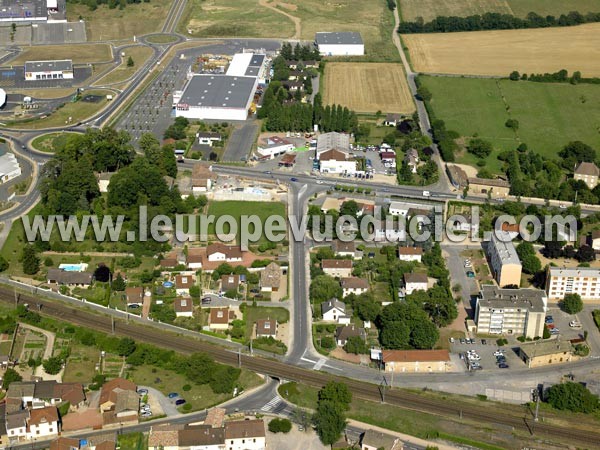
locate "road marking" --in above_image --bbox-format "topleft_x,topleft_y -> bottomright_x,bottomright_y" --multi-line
313,358 -> 326,370
300,356 -> 317,364
260,396 -> 282,412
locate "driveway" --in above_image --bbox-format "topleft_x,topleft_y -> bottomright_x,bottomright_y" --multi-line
223,121 -> 259,162
139,385 -> 179,416
442,244 -> 480,319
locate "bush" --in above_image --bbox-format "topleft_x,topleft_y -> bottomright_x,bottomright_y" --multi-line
183,384 -> 191,391
517,336 -> 526,342
44,257 -> 54,267
268,418 -> 292,433
182,403 -> 192,412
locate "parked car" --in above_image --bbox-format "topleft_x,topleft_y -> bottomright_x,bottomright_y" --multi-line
498,363 -> 509,369
481,339 -> 487,345
137,389 -> 148,395
466,271 -> 475,278
569,321 -> 582,328
550,328 -> 560,335
168,392 -> 179,399
141,411 -> 152,418
449,337 -> 455,343
493,350 -> 504,357
250,289 -> 260,294
175,399 -> 186,406
201,297 -> 211,304
290,177 -> 298,182
460,338 -> 466,344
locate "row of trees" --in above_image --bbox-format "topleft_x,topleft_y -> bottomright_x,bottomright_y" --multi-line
398,11 -> 600,33
67,0 -> 149,11
279,42 -> 321,62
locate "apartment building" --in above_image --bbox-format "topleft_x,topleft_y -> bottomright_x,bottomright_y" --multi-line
546,267 -> 600,300
486,231 -> 522,287
475,285 -> 547,338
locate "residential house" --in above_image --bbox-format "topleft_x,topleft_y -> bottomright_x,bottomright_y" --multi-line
321,259 -> 353,278
206,243 -> 243,263
185,247 -> 204,270
97,173 -> 114,193
221,274 -> 241,293
382,350 -> 451,373
384,113 -> 402,127
321,299 -> 350,324
209,307 -> 232,331
468,177 -> 510,197
174,297 -> 194,318
398,247 -> 423,262
46,269 -> 93,288
148,424 -> 182,450
446,164 -> 468,189
546,267 -> 600,301
256,136 -> 294,159
197,132 -> 222,147
574,161 -> 599,189
282,81 -> 303,92
518,339 -> 573,368
380,151 -> 396,168
125,287 -> 144,308
204,407 -> 226,428
335,325 -> 366,347
404,273 -> 428,296
224,419 -> 266,450
28,406 -> 59,439
6,410 -> 28,440
149,424 -> 224,450
404,148 -> 419,173
175,274 -> 194,296
255,319 -> 277,338
192,164 -> 216,192
361,429 -> 403,450
332,240 -> 361,259
99,378 -> 138,423
279,153 -> 296,167
341,277 -> 369,297
50,437 -> 80,450
160,250 -> 186,269
260,262 -> 281,292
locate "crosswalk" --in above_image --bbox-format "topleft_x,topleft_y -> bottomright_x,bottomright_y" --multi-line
260,396 -> 282,412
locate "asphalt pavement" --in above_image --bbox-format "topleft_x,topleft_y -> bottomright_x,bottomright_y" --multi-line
222,121 -> 259,162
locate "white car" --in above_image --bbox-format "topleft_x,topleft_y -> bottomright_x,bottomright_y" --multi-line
569,321 -> 582,328
422,190 -> 431,197
316,180 -> 324,184
468,354 -> 481,361
493,350 -> 504,357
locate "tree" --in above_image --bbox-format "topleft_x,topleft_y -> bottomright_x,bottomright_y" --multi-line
2,368 -> 22,389
318,381 -> 352,409
0,255 -> 8,272
127,56 -> 134,67
117,337 -> 136,356
560,293 -> 584,314
416,86 -> 432,101
340,200 -> 360,218
94,264 -> 111,283
43,356 -> 64,375
344,335 -> 369,354
313,382 -> 352,445
517,242 -> 541,274
310,275 -> 343,305
22,245 -> 39,275
112,273 -> 126,291
355,296 -> 381,322
546,382 -> 599,413
505,118 -> 519,130
509,70 -> 520,81
576,245 -> 596,262
410,320 -> 439,349
379,321 -> 410,349
467,138 -> 493,158
189,285 -> 201,298
268,418 -> 292,433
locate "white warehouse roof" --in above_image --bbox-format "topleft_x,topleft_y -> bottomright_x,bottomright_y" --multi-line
315,32 -> 363,46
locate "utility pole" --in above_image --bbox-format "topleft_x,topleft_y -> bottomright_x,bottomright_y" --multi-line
238,349 -> 241,368
14,287 -> 17,308
111,316 -> 115,334
534,388 -> 540,422
379,376 -> 388,404
249,338 -> 253,356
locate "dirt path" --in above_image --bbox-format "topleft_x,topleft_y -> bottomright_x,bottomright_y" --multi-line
258,0 -> 301,39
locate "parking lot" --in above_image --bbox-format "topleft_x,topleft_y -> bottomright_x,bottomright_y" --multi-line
545,307 -> 586,342
450,338 -> 525,372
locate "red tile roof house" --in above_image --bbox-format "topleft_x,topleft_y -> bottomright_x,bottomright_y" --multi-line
209,307 -> 233,331
398,246 -> 424,262
174,297 -> 194,317
206,243 -> 243,263
220,274 -> 241,293
99,378 -> 138,424
255,318 -> 278,338
186,247 -> 203,270
125,287 -> 144,308
27,406 -> 60,439
340,277 -> 369,297
321,259 -> 353,278
175,274 -> 195,296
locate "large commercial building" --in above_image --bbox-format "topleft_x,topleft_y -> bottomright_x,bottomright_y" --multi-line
0,151 -> 21,183
486,230 -> 522,287
546,267 -> 600,301
25,60 -> 73,81
174,74 -> 257,121
0,88 -> 6,108
315,32 -> 364,56
475,285 -> 547,339
0,0 -> 55,22
173,53 -> 267,121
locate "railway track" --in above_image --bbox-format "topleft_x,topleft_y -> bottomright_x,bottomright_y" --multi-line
162,0 -> 187,34
1,286 -> 599,448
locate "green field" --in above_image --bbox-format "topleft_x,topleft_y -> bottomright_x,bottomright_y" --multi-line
420,76 -> 600,173
206,200 -> 286,242
30,132 -> 79,153
399,0 -> 600,21
183,0 -> 295,39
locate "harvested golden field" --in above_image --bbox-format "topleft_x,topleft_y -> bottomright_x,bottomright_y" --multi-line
403,23 -> 600,77
399,0 -> 511,22
323,63 -> 415,114
10,44 -> 113,65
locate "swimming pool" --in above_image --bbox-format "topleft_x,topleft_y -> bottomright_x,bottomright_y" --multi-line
58,263 -> 89,272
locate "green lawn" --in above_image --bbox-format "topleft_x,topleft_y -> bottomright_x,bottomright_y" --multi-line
63,343 -> 101,384
421,76 -> 600,173
206,200 -> 286,243
244,306 -> 289,338
128,364 -> 263,412
30,132 -> 79,153
117,433 -> 147,450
